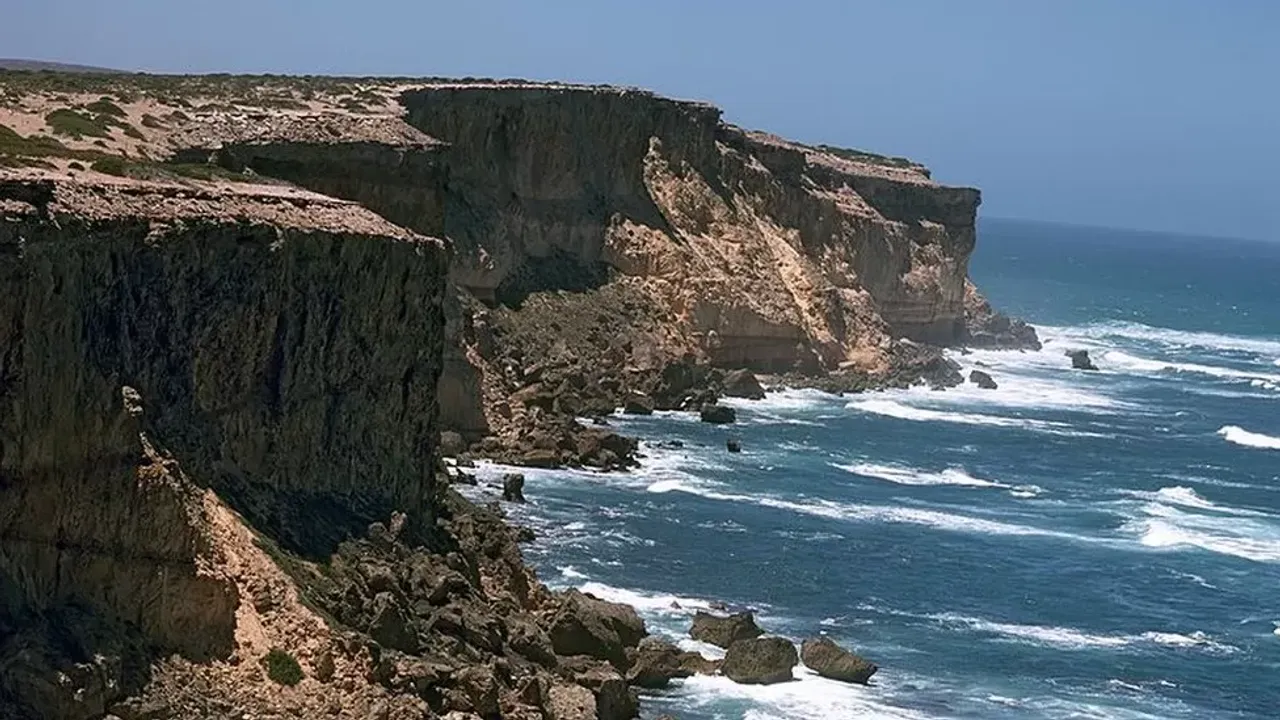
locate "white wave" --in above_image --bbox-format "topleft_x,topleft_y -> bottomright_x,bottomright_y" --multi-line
846,398 -> 1103,437
835,462 -> 1007,488
574,580 -> 716,615
929,613 -> 1236,654
1274,358 -> 1280,367
558,565 -> 589,580
1218,425 -> 1280,450
1168,570 -> 1218,590
1125,502 -> 1280,563
720,387 -> 833,412
647,479 -> 1086,543
681,669 -> 931,720
1105,350 -> 1280,386
1047,320 -> 1280,357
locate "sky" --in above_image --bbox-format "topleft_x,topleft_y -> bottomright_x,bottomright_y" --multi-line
4,0 -> 1278,241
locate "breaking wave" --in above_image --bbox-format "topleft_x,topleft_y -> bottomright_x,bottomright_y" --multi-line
1218,425 -> 1280,450
845,399 -> 1105,437
834,461 -> 1044,496
1124,501 -> 1280,563
927,613 -> 1237,654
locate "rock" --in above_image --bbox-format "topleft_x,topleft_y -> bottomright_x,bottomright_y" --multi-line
725,438 -> 742,453
452,470 -> 478,486
368,592 -> 417,654
1067,349 -> 1098,371
567,662 -> 638,720
518,449 -> 562,468
574,428 -> 638,469
968,369 -> 998,390
678,651 -> 722,676
547,590 -> 648,668
502,473 -> 527,503
800,636 -> 878,684
622,392 -> 655,415
513,525 -> 537,543
721,369 -> 766,400
625,637 -> 693,689
440,430 -> 467,457
721,636 -> 798,685
454,665 -> 501,717
507,614 -> 557,667
698,404 -> 737,424
546,683 -> 596,720
689,611 -> 763,648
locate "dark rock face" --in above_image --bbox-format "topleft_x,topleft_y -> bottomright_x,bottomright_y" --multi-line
726,438 -> 743,453
699,404 -> 737,424
622,392 -> 655,415
800,636 -> 878,684
962,280 -> 1042,350
547,590 -> 647,669
502,473 -> 527,503
722,369 -> 766,400
625,637 -> 695,689
721,637 -> 798,685
1068,349 -> 1099,371
689,611 -> 763,648
969,369 -> 998,389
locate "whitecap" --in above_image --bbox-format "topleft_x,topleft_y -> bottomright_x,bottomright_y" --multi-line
845,398 -> 1106,437
1124,502 -> 1280,563
1105,350 -> 1280,387
559,565 -> 588,580
835,462 -> 1007,488
574,581 -> 716,615
928,613 -> 1236,654
1218,425 -> 1280,450
647,480 -> 1092,543
1049,320 -> 1280,357
1119,486 -> 1269,516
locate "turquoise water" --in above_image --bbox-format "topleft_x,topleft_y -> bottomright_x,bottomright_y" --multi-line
474,218 -> 1280,719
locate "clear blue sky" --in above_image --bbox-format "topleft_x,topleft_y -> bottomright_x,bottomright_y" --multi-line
5,1 -> 1277,240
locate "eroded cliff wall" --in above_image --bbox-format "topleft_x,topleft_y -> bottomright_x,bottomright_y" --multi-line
0,177 -> 448,715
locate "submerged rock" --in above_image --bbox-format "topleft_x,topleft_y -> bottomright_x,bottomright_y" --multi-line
800,636 -> 878,684
1067,349 -> 1099,371
502,473 -> 527,503
699,404 -> 737,424
726,438 -> 742,453
969,369 -> 998,390
689,610 -> 763,648
721,636 -> 798,685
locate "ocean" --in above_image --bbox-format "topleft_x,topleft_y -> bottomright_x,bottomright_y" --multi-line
471,218 -> 1280,719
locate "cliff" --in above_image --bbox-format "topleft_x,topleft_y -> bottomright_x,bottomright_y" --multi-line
0,71 -> 1037,719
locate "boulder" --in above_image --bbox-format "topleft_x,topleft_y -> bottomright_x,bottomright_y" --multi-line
721,636 -> 798,685
678,651 -> 721,676
453,665 -> 501,717
440,430 -> 467,457
1067,349 -> 1098,371
726,438 -> 742,453
690,611 -> 763,648
699,403 -> 736,424
622,392 -> 655,415
625,637 -> 694,689
565,661 -> 638,720
546,683 -> 596,720
722,369 -> 766,400
547,590 -> 647,668
968,369 -> 998,390
800,636 -> 878,684
502,473 -> 526,503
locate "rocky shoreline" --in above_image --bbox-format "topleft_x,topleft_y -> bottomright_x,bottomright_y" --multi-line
0,70 -> 1042,719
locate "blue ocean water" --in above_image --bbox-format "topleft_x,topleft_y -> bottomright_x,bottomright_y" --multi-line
474,218 -> 1280,719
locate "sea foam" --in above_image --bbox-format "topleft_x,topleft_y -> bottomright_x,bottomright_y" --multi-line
927,613 -> 1236,654
1218,425 -> 1280,450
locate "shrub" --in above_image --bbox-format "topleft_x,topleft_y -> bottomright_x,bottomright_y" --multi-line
85,96 -> 126,117
90,156 -> 128,176
123,124 -> 144,140
46,108 -> 110,138
141,113 -> 165,128
263,648 -> 303,686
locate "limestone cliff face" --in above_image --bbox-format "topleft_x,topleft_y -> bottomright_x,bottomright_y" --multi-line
397,85 -> 982,371
0,177 -> 447,714
166,82 -> 997,437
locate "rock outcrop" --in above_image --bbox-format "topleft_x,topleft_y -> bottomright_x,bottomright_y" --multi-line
1068,349 -> 1099,371
969,369 -> 998,389
720,637 -> 798,685
800,636 -> 878,684
689,611 -> 764,648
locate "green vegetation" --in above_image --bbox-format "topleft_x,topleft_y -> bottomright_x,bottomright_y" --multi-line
45,108 -> 111,138
84,96 -> 126,117
90,156 -> 128,176
263,648 -> 303,686
123,124 -> 145,140
141,113 -> 165,129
